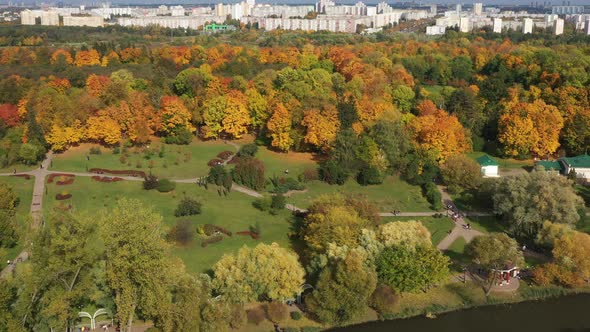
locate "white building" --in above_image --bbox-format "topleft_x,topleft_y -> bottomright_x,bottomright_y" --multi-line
522,17 -> 533,33
63,15 -> 104,27
473,3 -> 483,16
552,5 -> 583,15
170,6 -> 185,17
554,18 -> 564,35
459,16 -> 470,32
476,155 -> 499,177
426,25 -> 446,35
585,19 -> 590,35
493,17 -> 502,33
456,4 -> 462,13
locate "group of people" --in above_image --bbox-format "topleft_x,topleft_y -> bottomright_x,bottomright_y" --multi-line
390,210 -> 401,216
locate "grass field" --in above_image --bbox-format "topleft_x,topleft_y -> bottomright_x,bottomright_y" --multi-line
256,146 -> 318,179
381,216 -> 454,246
444,237 -> 468,264
0,176 -> 34,263
288,176 -> 432,212
44,176 -> 294,273
467,151 -> 533,170
465,216 -> 506,233
49,140 -> 234,179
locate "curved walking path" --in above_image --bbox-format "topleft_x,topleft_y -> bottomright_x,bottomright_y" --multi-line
0,147 -> 491,278
436,186 -> 484,250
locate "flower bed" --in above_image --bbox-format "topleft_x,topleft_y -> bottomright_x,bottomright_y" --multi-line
207,158 -> 223,167
88,168 -> 146,178
56,177 -> 75,185
11,174 -> 31,180
47,173 -> 75,184
236,231 -> 260,240
91,176 -> 124,183
217,150 -> 234,160
201,234 -> 224,247
55,193 -> 72,200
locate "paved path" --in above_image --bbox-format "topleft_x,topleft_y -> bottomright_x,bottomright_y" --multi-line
436,185 -> 484,250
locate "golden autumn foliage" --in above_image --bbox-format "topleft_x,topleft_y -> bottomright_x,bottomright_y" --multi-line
119,47 -> 142,63
302,105 -> 340,151
159,96 -> 195,135
86,116 -> 122,145
46,121 -> 83,151
85,74 -> 111,98
50,49 -> 74,65
47,77 -> 71,94
74,49 -> 101,67
267,102 -> 293,152
409,103 -> 471,162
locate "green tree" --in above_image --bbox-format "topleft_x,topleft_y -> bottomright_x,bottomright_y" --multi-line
100,199 -> 176,332
465,233 -> 524,295
173,67 -> 211,99
306,250 -> 377,325
212,243 -> 305,304
376,245 -> 449,293
390,85 -> 415,113
368,119 -> 414,174
440,154 -> 482,194
377,221 -> 432,249
490,172 -> 583,240
0,183 -> 17,248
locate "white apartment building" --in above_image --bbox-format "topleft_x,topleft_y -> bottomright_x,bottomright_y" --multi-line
170,6 -> 185,17
552,5 -> 583,15
493,17 -> 502,32
63,15 -> 104,27
459,16 -> 470,32
251,5 -> 314,18
553,18 -> 564,35
118,15 -> 224,29
522,18 -> 533,33
426,25 -> 446,35
473,3 -> 483,16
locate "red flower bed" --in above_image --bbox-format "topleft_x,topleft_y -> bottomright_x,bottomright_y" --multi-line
55,193 -> 72,200
47,173 -> 75,184
91,176 -> 124,183
88,168 -> 146,178
11,174 -> 31,180
236,231 -> 260,240
217,150 -> 234,160
207,159 -> 223,167
56,178 -> 75,185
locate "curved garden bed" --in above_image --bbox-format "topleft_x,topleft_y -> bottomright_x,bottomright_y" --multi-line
91,176 -> 124,183
89,168 -> 146,178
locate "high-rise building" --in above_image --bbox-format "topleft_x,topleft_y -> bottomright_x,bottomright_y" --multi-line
459,16 -> 469,32
456,3 -> 462,13
553,18 -> 564,35
473,3 -> 482,15
585,19 -> 590,35
522,17 -> 533,33
493,17 -> 502,33
430,4 -> 437,14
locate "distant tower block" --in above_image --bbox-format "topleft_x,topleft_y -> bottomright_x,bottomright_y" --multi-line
493,17 -> 502,33
553,18 -> 564,35
522,18 -> 533,34
585,19 -> 590,35
456,3 -> 462,13
459,16 -> 470,32
473,2 -> 482,15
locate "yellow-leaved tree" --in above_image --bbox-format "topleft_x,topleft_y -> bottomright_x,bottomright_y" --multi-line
45,121 -> 83,151
85,116 -> 121,145
266,102 -> 292,152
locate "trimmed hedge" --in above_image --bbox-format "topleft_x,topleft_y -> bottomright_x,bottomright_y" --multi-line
47,173 -> 75,184
207,158 -> 223,167
89,168 -> 146,178
91,176 -> 124,183
55,193 -> 72,200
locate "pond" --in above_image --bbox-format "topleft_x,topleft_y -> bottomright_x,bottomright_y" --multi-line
330,294 -> 590,332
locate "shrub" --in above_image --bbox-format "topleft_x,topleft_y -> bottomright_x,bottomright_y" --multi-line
357,166 -> 384,186
164,127 -> 192,145
174,197 -> 202,217
167,219 -> 194,245
301,328 -> 322,332
270,176 -> 305,194
423,182 -> 442,210
299,167 -> 319,182
247,306 -> 266,325
229,305 -> 247,329
271,194 -> 286,210
112,146 -> 120,154
290,311 -> 302,321
157,179 -> 176,192
208,165 -> 232,191
207,158 -> 223,167
249,222 -> 261,236
253,197 -> 272,212
266,302 -> 288,323
89,147 -> 102,155
284,328 -> 300,332
201,234 -> 223,247
232,157 -> 265,191
319,160 -> 348,185
202,224 -> 232,236
143,174 -> 159,190
369,285 -> 398,315
238,143 -> 258,157
217,150 -> 234,160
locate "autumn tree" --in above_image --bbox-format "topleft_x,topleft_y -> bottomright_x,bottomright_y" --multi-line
100,199 -> 178,332
45,121 -> 84,151
534,231 -> 590,288
212,243 -> 305,304
466,233 -> 524,295
74,49 -> 101,67
86,116 -> 121,145
302,106 -> 340,152
0,183 -> 17,248
0,104 -> 20,127
306,250 -> 377,325
440,154 -> 482,194
266,102 -> 292,152
376,221 -> 431,249
50,49 -> 73,65
159,96 -> 195,142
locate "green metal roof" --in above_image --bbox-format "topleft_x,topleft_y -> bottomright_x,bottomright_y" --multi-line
561,154 -> 590,168
536,160 -> 563,171
476,154 -> 499,166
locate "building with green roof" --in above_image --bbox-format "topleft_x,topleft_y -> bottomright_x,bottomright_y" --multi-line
535,154 -> 590,180
476,154 -> 499,177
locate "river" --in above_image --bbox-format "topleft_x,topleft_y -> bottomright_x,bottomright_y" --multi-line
331,294 -> 590,332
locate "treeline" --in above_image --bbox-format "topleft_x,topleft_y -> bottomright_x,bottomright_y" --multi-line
0,33 -> 588,182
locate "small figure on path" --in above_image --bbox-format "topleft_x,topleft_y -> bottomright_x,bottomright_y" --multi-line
86,155 -> 90,161
40,164 -> 43,169
13,169 -> 16,174
522,245 -> 526,251
284,169 -> 289,175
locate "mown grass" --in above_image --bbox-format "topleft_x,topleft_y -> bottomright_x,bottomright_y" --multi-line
288,176 -> 432,212
0,175 -> 34,263
465,216 -> 506,234
467,151 -> 533,170
43,176 -> 294,273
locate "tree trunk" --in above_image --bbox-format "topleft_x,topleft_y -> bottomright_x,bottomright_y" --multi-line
126,304 -> 136,332
485,273 -> 497,296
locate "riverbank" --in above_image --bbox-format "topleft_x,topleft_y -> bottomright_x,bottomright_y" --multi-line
329,292 -> 590,332
323,282 -> 589,332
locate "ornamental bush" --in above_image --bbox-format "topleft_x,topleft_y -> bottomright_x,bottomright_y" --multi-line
232,157 -> 265,191
237,143 -> 258,157
143,174 -> 159,190
167,219 -> 194,245
157,179 -> 176,192
174,197 -> 202,217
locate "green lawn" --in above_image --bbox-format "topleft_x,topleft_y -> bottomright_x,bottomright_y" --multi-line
466,151 -> 533,170
288,176 -> 432,212
381,216 -> 454,246
49,140 -> 234,179
450,190 -> 492,213
43,176 -> 294,273
255,146 -> 318,179
465,216 -> 506,233
0,175 -> 34,263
